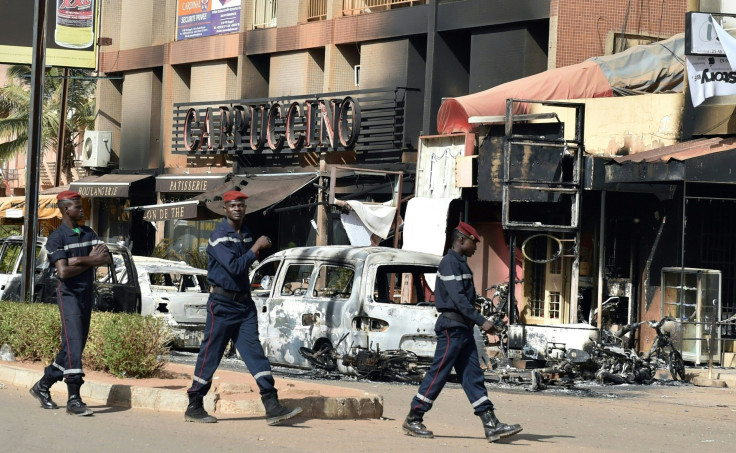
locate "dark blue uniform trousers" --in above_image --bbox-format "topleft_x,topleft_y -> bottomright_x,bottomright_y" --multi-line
44,286 -> 93,386
411,326 -> 493,415
187,294 -> 276,398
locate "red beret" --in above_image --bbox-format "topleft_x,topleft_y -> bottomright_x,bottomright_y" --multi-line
56,190 -> 81,201
456,221 -> 480,242
222,190 -> 248,202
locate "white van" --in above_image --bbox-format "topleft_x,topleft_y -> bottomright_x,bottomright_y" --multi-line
250,246 -> 442,374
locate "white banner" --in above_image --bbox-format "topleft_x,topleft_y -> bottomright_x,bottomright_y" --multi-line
686,55 -> 736,107
401,197 -> 454,256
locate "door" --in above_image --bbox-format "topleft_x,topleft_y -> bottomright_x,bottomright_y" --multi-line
249,257 -> 283,353
525,236 -> 567,325
265,261 -> 316,367
94,249 -> 140,313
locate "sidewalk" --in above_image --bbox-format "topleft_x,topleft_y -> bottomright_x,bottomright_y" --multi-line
686,366 -> 736,388
0,360 -> 383,419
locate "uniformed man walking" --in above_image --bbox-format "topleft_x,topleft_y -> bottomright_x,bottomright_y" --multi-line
403,221 -> 523,442
184,190 -> 302,424
29,190 -> 112,416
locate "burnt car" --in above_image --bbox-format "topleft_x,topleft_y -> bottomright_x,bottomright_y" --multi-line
0,236 -> 141,313
250,246 -> 442,376
133,256 -> 209,349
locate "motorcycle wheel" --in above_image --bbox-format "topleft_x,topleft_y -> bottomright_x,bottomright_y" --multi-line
668,349 -> 687,381
299,344 -> 337,371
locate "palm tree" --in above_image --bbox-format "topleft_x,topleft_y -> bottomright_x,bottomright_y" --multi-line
0,65 -> 96,181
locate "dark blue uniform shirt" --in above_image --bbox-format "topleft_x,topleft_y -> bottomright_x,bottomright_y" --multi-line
434,249 -> 487,330
206,219 -> 257,295
45,223 -> 103,294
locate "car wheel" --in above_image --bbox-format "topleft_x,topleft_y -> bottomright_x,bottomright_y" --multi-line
94,288 -> 115,312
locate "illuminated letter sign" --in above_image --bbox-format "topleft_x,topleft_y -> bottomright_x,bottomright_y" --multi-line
177,96 -> 363,154
249,105 -> 266,151
266,103 -> 285,150
184,108 -> 200,151
285,102 -> 304,149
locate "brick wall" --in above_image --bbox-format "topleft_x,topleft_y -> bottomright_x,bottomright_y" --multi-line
553,0 -> 686,68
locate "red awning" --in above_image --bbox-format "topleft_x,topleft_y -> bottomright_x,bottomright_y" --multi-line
437,60 -> 613,135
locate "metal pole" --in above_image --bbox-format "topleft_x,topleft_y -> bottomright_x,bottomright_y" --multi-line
55,67 -> 70,187
316,152 -> 328,246
596,190 -> 606,330
509,233 -> 516,325
421,0 -> 438,135
21,0 -> 48,302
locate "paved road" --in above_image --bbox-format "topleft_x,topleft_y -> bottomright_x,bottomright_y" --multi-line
2,364 -> 735,453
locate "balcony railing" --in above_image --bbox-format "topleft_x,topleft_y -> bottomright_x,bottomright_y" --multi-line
307,0 -> 327,21
253,0 -> 278,29
343,0 -> 426,16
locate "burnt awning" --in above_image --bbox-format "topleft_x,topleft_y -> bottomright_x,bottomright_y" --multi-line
194,173 -> 319,217
604,137 -> 736,187
127,173 -> 318,221
155,174 -> 228,193
70,174 -> 154,198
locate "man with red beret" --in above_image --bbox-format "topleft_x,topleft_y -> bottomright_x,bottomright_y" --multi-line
185,190 -> 302,424
29,190 -> 111,416
403,221 -> 522,443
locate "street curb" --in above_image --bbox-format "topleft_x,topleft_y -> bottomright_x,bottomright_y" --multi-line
0,363 -> 383,419
687,369 -> 734,388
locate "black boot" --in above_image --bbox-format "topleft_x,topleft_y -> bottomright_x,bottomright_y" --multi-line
29,375 -> 58,410
402,409 -> 434,438
478,409 -> 522,442
261,392 -> 303,425
184,393 -> 217,423
66,384 -> 93,416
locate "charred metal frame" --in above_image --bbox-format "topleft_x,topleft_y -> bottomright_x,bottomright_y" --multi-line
501,99 -> 586,328
328,166 -> 406,248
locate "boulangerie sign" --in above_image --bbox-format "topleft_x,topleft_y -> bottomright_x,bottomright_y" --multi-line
686,55 -> 736,107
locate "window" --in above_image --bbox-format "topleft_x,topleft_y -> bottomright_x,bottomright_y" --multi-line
280,264 -> 314,297
372,264 -> 437,305
530,298 -> 545,317
549,292 -> 561,319
251,259 -> 282,297
313,265 -> 354,299
0,243 -> 22,274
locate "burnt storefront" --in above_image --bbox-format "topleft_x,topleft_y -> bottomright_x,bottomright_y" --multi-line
129,87 -> 419,252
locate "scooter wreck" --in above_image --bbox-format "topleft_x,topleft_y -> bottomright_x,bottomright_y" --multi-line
487,296 -> 688,389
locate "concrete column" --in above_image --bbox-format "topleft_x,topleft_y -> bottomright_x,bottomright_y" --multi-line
119,0 -> 155,50
94,78 -> 123,165
237,55 -> 270,98
119,70 -> 162,171
322,44 -> 359,92
161,64 -> 191,170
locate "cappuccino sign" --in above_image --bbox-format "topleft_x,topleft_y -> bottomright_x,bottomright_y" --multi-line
181,96 -> 361,154
172,88 -> 409,158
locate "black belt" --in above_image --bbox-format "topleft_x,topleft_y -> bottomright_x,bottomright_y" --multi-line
211,286 -> 250,303
439,311 -> 468,323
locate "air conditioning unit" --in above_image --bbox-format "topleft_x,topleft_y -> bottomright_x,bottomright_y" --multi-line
82,130 -> 112,168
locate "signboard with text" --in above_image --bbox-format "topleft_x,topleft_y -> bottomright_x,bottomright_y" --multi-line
171,88 -> 409,161
0,0 -> 99,69
177,0 -> 241,41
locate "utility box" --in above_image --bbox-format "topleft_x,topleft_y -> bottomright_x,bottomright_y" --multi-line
82,130 -> 112,168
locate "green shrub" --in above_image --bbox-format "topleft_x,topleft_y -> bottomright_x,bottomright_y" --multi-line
0,301 -> 171,378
